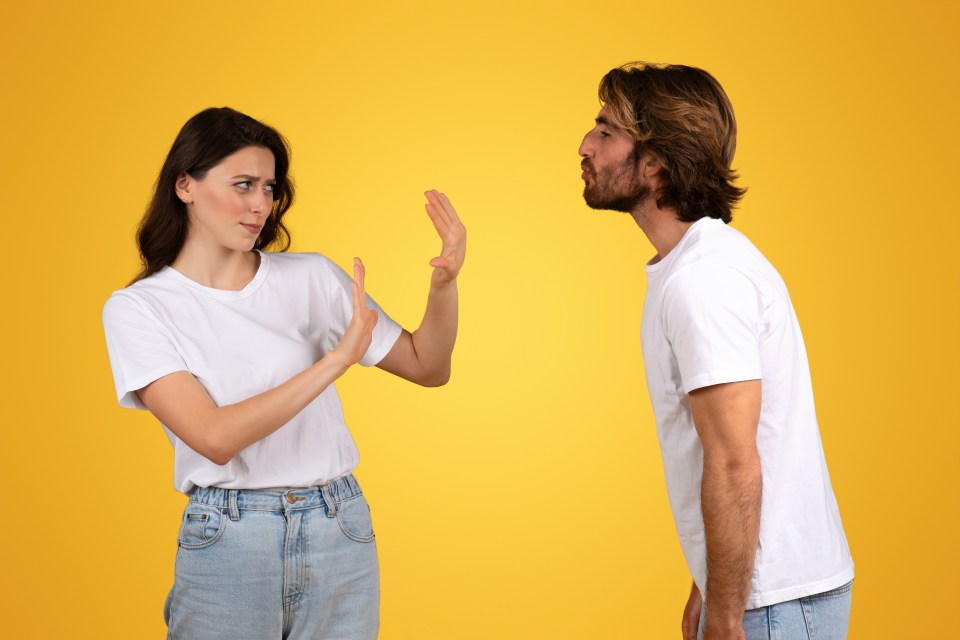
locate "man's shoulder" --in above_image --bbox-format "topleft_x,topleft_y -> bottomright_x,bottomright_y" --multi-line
671,222 -> 782,290
681,219 -> 761,260
662,260 -> 760,310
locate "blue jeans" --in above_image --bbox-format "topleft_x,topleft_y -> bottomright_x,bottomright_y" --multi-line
164,475 -> 379,639
699,580 -> 853,640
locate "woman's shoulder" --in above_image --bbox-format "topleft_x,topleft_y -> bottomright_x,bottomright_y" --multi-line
263,251 -> 345,276
103,270 -> 170,312
102,281 -> 161,329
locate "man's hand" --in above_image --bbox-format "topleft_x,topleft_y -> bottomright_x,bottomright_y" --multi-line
703,621 -> 746,640
681,581 -> 748,640
681,582 -> 702,640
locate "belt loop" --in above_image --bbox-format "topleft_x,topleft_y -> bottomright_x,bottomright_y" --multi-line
320,483 -> 338,518
228,489 -> 240,521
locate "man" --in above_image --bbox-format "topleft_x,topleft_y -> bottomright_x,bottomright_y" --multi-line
579,63 -> 854,640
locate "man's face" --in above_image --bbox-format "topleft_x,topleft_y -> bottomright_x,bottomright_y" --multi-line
578,105 -> 649,212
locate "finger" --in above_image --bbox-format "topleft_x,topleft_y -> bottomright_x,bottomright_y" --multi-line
355,257 -> 367,302
429,256 -> 451,269
425,190 -> 451,229
437,191 -> 461,224
436,195 -> 465,246
425,202 -> 449,237
351,278 -> 362,315
426,189 -> 454,227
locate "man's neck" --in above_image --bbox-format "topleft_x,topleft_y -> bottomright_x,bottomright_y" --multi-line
630,199 -> 694,264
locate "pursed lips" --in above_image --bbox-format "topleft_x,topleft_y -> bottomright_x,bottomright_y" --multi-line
581,160 -> 593,180
240,223 -> 263,234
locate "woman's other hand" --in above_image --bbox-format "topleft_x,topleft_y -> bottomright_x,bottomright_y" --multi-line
425,190 -> 466,282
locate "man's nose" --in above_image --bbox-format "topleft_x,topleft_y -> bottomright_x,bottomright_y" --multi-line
578,133 -> 592,157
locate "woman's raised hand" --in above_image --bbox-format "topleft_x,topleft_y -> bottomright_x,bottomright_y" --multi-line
332,258 -> 379,368
425,190 -> 466,282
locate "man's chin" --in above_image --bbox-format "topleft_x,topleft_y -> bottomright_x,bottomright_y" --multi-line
583,183 -> 648,214
583,190 -> 631,213
582,187 -> 608,210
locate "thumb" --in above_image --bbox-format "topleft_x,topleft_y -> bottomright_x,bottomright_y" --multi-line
429,256 -> 450,269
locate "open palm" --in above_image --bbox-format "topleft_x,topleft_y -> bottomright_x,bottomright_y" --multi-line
424,189 -> 466,282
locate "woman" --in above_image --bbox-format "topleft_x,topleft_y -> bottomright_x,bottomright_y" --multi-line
102,107 -> 465,639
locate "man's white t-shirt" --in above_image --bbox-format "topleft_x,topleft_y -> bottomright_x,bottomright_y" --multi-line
102,251 -> 402,493
641,217 -> 854,609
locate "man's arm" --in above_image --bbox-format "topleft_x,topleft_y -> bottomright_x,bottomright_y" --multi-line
689,379 -> 762,640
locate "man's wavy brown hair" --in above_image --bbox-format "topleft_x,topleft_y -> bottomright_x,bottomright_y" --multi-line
599,62 -> 746,223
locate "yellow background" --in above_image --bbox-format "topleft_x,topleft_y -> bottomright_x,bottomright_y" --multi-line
2,1 -> 957,637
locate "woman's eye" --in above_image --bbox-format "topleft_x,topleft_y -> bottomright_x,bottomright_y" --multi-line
235,182 -> 250,190
265,184 -> 275,193
600,131 -> 611,138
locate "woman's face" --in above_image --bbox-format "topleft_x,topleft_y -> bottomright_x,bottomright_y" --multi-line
177,145 -> 277,253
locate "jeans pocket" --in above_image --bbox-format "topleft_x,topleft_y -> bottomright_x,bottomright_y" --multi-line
801,579 -> 854,602
799,580 -> 853,639
336,495 -> 375,543
177,503 -> 226,549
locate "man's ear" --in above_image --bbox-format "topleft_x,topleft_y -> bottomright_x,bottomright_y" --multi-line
175,172 -> 194,205
637,154 -> 665,194
640,154 -> 663,179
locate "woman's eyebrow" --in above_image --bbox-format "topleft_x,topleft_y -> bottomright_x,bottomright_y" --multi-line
229,174 -> 277,183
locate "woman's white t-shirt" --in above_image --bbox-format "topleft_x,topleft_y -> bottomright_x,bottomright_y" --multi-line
102,251 -> 402,493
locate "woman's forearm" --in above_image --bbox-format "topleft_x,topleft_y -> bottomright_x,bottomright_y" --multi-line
138,353 -> 349,465
202,352 -> 351,463
140,259 -> 379,466
375,189 -> 465,387
410,271 -> 459,385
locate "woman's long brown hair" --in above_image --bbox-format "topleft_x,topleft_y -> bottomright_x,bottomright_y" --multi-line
131,107 -> 295,284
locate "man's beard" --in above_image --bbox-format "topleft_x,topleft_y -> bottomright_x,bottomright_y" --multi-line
582,155 -> 650,213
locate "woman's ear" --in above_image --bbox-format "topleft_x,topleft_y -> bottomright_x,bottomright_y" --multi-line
175,172 -> 194,205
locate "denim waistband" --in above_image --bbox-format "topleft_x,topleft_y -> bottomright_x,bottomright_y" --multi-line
188,474 -> 364,517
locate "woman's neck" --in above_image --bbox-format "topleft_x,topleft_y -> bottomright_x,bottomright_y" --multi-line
171,237 -> 260,291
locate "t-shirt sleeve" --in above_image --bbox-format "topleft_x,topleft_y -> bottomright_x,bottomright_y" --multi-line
102,292 -> 189,410
321,257 -> 403,367
660,265 -> 763,393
